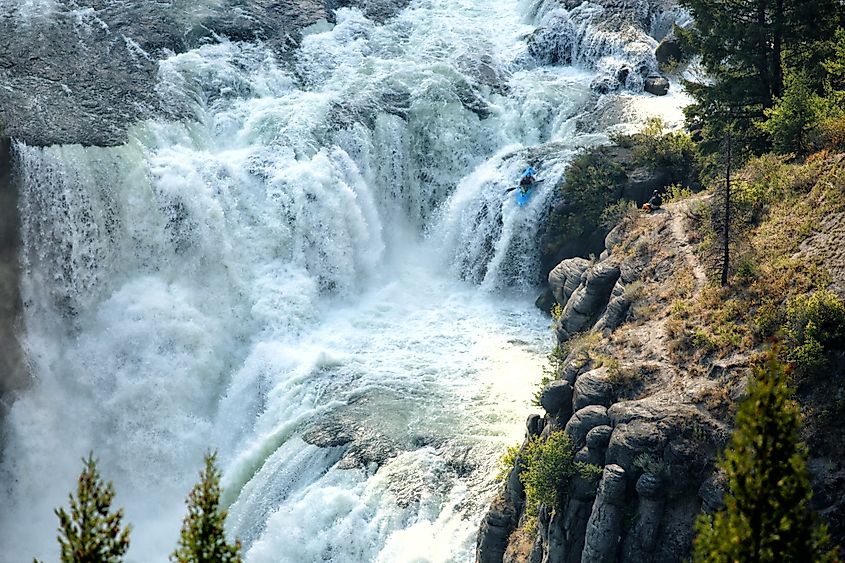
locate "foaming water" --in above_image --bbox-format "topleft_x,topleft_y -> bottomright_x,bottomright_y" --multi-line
1,0 -> 691,560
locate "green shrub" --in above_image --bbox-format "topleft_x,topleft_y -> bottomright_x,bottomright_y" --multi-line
615,118 -> 701,187
496,443 -> 522,481
784,289 -> 845,374
761,71 -> 834,155
518,432 -> 599,514
545,148 -> 627,252
664,183 -> 693,203
600,199 -> 638,229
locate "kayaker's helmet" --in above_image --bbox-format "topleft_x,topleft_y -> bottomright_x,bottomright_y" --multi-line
523,166 -> 536,177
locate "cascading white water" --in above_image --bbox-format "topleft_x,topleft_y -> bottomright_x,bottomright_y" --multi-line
0,0 -> 691,560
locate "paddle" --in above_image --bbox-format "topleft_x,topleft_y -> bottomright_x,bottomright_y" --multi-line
503,178 -> 545,195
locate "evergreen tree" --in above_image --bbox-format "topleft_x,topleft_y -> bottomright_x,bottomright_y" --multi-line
171,453 -> 242,563
53,454 -> 131,563
679,0 -> 841,156
693,357 -> 837,562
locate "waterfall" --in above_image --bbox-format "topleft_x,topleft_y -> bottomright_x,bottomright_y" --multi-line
0,0 -> 691,560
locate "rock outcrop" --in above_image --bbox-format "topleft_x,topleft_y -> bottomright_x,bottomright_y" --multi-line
478,200 -> 734,563
0,0 -> 409,146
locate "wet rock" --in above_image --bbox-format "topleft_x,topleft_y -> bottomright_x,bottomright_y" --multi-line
0,0 -> 331,146
565,405 -> 610,449
582,464 -> 627,563
540,380 -> 574,417
573,367 -> 613,410
535,288 -> 557,315
655,32 -> 684,66
644,75 -> 670,96
477,495 -> 519,563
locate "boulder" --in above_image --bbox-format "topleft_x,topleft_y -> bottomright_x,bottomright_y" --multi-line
605,420 -> 665,473
573,367 -> 614,410
622,473 -> 666,559
540,380 -> 574,417
594,282 -> 632,333
548,258 -> 590,306
655,32 -> 684,66
528,414 -> 545,437
586,425 -> 613,449
565,405 -> 610,449
557,262 -> 621,341
477,495 -> 518,563
644,75 -> 670,96
576,425 -> 612,467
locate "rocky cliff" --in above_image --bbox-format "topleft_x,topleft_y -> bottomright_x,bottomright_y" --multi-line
0,0 -> 409,147
478,152 -> 845,562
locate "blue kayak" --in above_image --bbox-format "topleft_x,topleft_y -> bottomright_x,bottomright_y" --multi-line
515,186 -> 533,207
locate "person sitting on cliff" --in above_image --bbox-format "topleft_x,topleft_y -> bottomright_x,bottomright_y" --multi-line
642,189 -> 663,213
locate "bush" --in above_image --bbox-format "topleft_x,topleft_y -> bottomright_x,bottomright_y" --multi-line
513,432 -> 600,515
784,289 -> 845,375
615,118 -> 701,187
545,148 -> 628,252
600,199 -> 638,229
761,71 -> 833,155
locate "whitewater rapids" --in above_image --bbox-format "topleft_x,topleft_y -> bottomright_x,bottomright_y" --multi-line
0,0 -> 689,560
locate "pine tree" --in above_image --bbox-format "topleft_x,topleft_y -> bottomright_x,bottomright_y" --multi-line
693,357 -> 837,562
171,453 -> 242,563
679,0 -> 841,156
53,454 -> 131,563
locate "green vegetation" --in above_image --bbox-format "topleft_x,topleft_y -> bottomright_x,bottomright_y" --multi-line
506,432 -> 601,519
613,117 -> 701,187
45,453 -> 241,563
172,453 -> 243,563
666,154 -> 845,369
679,0 -> 845,158
784,289 -> 845,376
51,454 -> 131,563
544,147 -> 627,255
693,357 -> 837,562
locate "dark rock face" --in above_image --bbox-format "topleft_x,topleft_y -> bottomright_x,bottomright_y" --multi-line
565,405 -> 610,449
573,367 -> 613,410
581,464 -> 627,562
540,380 -> 574,418
549,258 -> 590,305
644,75 -> 670,96
0,139 -> 27,422
478,495 -> 519,563
0,0 -> 409,147
655,32 -> 683,65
